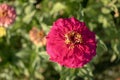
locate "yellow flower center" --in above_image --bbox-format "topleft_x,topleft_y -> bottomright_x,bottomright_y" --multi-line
64,31 -> 83,49
0,10 -> 7,17
65,31 -> 83,45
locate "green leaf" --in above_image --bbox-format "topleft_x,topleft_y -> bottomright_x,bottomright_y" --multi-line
38,51 -> 49,60
60,67 -> 80,80
29,0 -> 36,4
23,10 -> 36,23
101,7 -> 111,14
41,23 -> 51,33
24,5 -> 33,14
50,2 -> 66,15
15,49 -> 31,59
97,39 -> 108,55
110,54 -> 117,62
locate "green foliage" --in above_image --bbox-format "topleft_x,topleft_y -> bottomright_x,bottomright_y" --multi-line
0,0 -> 120,80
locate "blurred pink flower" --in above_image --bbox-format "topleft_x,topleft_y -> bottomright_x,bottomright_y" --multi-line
0,4 -> 16,27
29,27 -> 46,47
46,17 -> 97,68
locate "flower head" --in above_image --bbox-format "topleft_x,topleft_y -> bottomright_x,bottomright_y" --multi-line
0,4 -> 16,27
0,27 -> 6,37
29,27 -> 46,47
46,17 -> 97,68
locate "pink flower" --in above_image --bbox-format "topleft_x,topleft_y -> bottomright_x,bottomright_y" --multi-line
46,17 -> 97,68
0,4 -> 16,27
29,27 -> 46,46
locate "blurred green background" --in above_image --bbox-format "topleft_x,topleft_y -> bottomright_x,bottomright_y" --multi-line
0,0 -> 120,80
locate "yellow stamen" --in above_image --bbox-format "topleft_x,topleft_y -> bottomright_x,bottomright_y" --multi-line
0,10 -> 7,17
65,31 -> 83,49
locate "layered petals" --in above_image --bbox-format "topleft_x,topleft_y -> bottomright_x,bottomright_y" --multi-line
46,17 -> 97,68
0,4 -> 16,27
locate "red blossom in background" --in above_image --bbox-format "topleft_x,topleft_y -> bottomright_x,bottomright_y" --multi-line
0,4 -> 16,27
46,17 -> 97,68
